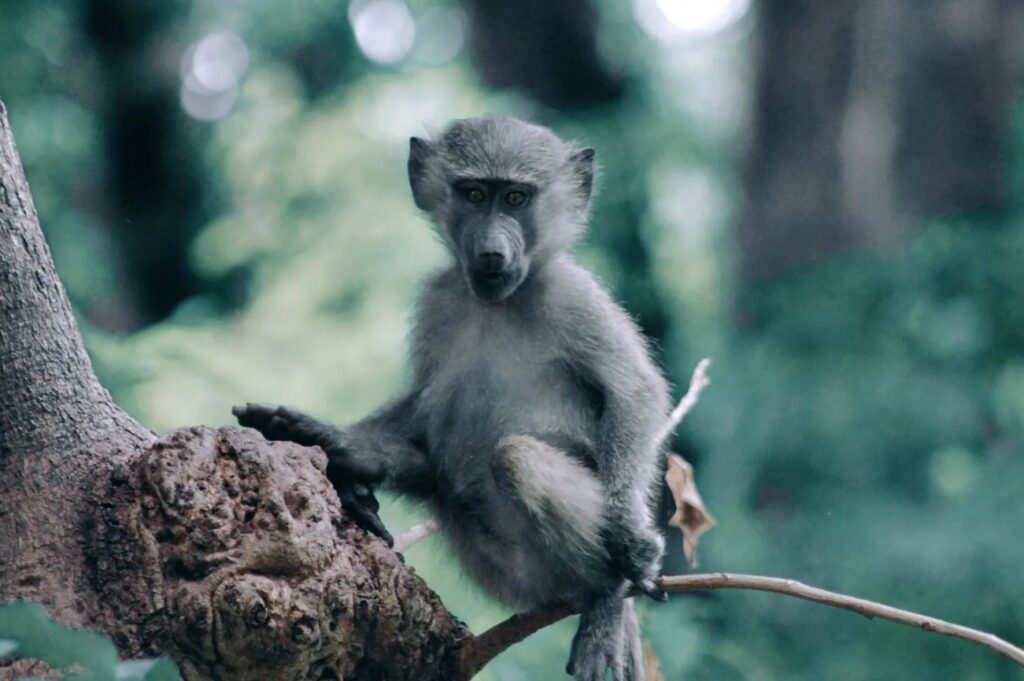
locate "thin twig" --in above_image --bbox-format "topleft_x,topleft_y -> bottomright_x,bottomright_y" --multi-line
653,358 -> 712,450
393,517 -> 439,553
458,572 -> 1024,679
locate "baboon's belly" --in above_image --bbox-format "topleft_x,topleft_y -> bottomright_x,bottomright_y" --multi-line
422,343 -> 611,609
434,497 -> 609,611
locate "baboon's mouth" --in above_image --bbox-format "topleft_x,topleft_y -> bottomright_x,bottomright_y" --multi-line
467,266 -> 525,303
470,267 -> 510,286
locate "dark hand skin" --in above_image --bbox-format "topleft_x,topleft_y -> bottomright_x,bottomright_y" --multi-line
232,403 -> 394,546
605,526 -> 668,603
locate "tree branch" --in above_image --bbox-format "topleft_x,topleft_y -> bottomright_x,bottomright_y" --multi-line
458,605 -> 575,679
394,518 -> 439,553
458,572 -> 1024,678
653,357 -> 711,450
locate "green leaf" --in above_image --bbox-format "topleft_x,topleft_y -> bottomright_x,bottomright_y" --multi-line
0,603 -> 182,681
0,602 -> 116,679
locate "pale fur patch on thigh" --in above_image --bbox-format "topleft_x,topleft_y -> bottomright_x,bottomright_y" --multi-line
497,434 -> 606,557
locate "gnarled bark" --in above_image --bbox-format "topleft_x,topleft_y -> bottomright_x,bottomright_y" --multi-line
0,100 -> 468,681
91,426 -> 467,681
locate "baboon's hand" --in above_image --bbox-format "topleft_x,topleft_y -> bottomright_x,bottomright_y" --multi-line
566,607 -> 624,681
233,403 -> 384,483
604,523 -> 666,602
338,482 -> 394,547
232,403 -> 324,447
233,402 -> 392,545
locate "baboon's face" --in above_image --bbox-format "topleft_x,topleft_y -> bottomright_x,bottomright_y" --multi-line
407,117 -> 595,303
448,178 -> 536,303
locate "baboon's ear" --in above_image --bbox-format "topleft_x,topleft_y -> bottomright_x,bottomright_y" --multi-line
569,148 -> 596,204
408,137 -> 435,211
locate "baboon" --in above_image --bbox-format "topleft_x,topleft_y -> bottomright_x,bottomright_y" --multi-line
236,116 -> 671,680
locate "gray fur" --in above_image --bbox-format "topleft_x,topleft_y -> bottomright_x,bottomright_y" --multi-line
238,117 -> 670,681
620,599 -> 645,681
410,116 -> 597,263
498,434 -> 605,564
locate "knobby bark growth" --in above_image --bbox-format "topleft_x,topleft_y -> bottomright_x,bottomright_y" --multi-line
0,100 -> 468,681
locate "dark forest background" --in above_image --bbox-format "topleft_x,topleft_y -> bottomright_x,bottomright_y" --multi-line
3,0 -> 1024,678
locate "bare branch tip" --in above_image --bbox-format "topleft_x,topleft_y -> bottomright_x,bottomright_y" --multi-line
393,517 -> 439,553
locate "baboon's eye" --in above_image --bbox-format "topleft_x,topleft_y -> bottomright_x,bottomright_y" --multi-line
464,187 -> 486,203
505,190 -> 528,207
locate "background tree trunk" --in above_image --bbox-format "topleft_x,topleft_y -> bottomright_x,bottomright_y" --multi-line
80,0 -> 226,331
0,100 -> 468,681
737,0 -> 1023,300
460,0 -> 625,109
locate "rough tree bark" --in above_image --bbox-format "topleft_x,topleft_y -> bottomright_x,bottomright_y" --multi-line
0,100 -> 468,680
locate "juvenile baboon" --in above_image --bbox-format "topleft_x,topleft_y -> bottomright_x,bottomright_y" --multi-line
235,116 -> 671,680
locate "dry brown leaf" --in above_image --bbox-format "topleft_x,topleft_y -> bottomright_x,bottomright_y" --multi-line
665,453 -> 716,567
644,641 -> 665,681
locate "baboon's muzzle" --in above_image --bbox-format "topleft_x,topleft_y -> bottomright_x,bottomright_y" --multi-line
464,222 -> 527,302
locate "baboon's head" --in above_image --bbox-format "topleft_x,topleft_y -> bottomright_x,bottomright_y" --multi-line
407,116 -> 596,303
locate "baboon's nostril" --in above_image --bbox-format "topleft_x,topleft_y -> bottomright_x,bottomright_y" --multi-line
478,252 -> 506,272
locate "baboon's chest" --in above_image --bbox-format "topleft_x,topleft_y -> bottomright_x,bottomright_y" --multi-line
422,312 -> 594,448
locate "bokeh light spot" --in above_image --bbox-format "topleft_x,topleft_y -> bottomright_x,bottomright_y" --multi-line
634,0 -> 750,41
349,0 -> 417,66
930,446 -> 978,496
411,7 -> 466,66
180,31 -> 249,122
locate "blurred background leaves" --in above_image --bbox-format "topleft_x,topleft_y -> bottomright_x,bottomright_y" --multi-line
2,0 -> 1023,678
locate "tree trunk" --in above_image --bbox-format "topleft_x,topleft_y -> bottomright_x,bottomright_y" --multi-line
0,100 -> 468,681
460,0 -> 625,109
737,0 -> 1022,295
79,0 -> 223,330
736,0 -> 858,286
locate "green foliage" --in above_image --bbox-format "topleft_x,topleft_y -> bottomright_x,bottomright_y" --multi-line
0,603 -> 181,681
664,215 -> 1024,680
